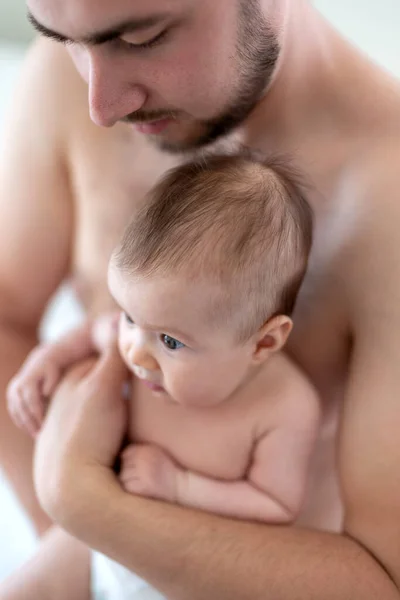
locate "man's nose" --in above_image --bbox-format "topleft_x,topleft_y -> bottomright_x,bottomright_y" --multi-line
87,51 -> 147,127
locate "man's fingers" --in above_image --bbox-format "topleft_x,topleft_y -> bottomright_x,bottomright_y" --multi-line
53,347 -> 129,403
87,344 -> 129,390
42,367 -> 60,397
61,358 -> 98,384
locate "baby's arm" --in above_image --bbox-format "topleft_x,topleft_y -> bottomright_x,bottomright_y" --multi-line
120,380 -> 320,524
175,389 -> 320,522
177,384 -> 320,522
176,384 -> 320,523
7,312 -> 119,436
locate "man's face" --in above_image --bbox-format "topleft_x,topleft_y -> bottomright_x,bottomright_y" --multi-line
27,0 -> 280,152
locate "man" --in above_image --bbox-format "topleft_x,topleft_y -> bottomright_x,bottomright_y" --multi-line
1,0 -> 400,598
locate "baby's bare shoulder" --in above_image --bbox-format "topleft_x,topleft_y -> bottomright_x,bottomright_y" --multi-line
253,353 -> 320,433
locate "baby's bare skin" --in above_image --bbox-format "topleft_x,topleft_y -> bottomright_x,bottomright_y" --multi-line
124,350 -> 319,523
9,314 -> 319,524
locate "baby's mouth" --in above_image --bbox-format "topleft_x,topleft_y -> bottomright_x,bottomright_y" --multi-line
132,365 -> 164,391
141,380 -> 165,393
132,364 -> 146,379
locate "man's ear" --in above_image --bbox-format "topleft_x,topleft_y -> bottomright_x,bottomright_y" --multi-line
252,315 -> 293,364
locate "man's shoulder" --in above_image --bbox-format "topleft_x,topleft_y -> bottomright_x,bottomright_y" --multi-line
22,38 -> 84,108
332,134 -> 400,246
346,136 -> 400,238
359,132 -> 400,185
337,136 -> 400,323
27,37 -> 72,73
14,38 -> 91,147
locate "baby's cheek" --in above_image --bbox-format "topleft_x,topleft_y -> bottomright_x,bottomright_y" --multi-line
191,363 -> 243,406
166,367 -> 198,404
117,333 -> 132,370
117,337 -> 126,360
119,348 -> 134,374
178,373 -> 222,407
92,313 -> 120,352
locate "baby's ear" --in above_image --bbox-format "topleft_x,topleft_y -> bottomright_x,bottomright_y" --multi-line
252,315 -> 293,364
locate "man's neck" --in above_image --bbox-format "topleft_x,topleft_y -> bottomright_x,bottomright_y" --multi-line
234,2 -> 399,191
242,5 -> 344,147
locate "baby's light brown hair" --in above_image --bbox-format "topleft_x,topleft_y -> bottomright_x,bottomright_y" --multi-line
114,153 -> 313,342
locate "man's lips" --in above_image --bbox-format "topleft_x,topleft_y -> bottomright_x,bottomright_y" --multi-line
133,118 -> 173,134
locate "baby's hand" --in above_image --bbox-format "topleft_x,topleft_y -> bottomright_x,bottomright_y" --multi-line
7,346 -> 62,438
119,444 -> 179,503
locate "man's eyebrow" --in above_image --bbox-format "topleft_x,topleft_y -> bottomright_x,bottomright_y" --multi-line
27,11 -> 169,45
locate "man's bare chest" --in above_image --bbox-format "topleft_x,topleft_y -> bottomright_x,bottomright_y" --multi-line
67,125 -> 352,385
287,189 -> 353,402
68,131 -> 180,313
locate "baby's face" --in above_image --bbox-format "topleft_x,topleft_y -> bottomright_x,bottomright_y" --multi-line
108,266 -> 256,408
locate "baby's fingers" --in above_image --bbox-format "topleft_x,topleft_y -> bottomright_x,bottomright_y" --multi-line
17,387 -> 44,438
7,387 -> 25,431
7,379 -> 27,428
6,375 -> 22,412
8,388 -> 38,437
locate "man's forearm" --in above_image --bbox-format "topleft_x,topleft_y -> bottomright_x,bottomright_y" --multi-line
0,323 -> 51,534
57,470 -> 399,600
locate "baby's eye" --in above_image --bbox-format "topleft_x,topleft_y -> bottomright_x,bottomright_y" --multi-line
161,334 -> 184,351
124,312 -> 134,325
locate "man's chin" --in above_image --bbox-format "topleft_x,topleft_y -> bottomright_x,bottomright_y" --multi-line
152,137 -> 205,155
145,121 -> 218,155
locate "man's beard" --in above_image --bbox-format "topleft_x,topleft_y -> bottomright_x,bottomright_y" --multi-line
125,0 -> 280,154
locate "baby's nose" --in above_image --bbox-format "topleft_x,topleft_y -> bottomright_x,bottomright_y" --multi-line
128,345 -> 159,373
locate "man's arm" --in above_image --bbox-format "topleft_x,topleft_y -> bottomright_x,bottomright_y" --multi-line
337,165 -> 400,590
36,322 -> 400,599
51,471 -> 400,600
0,39 -> 74,534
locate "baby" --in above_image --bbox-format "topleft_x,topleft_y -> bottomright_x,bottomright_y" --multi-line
8,153 -> 319,525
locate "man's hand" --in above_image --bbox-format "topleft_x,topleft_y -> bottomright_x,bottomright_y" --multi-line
34,345 -> 129,524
